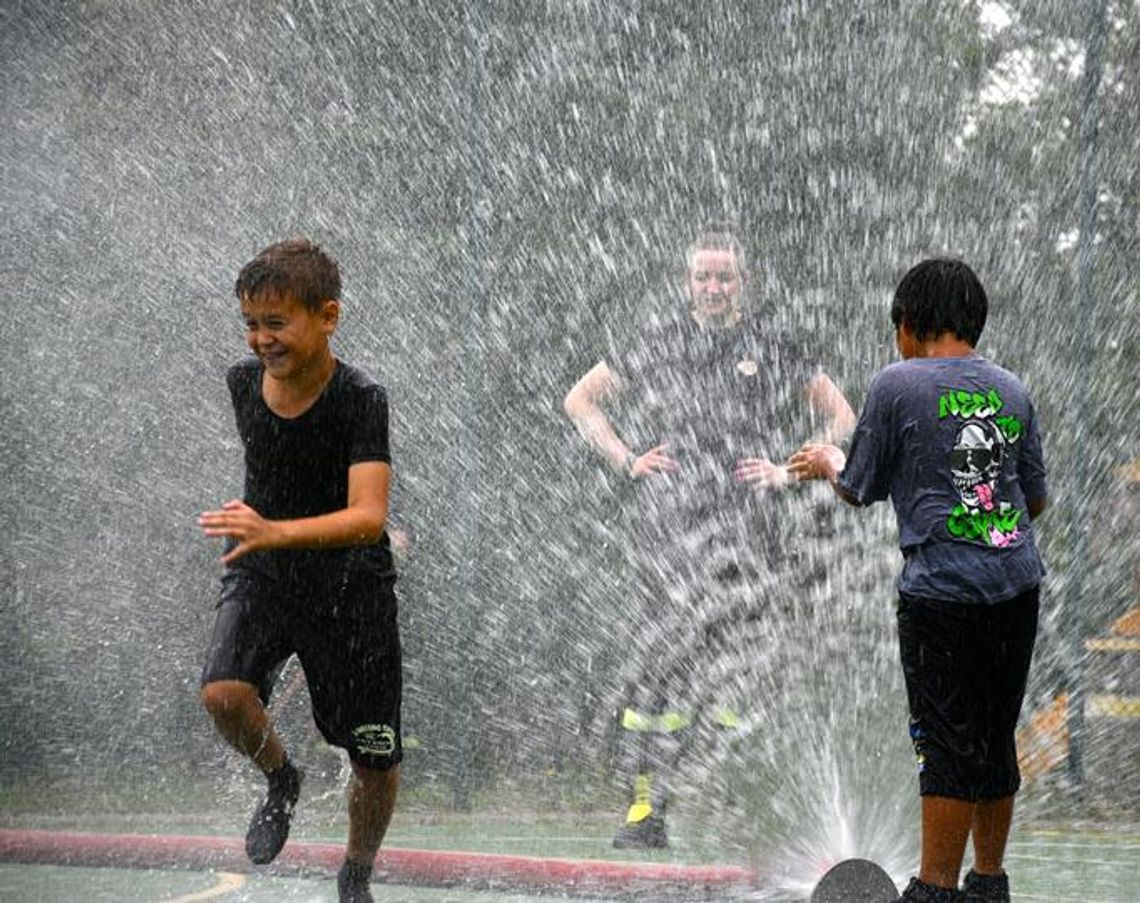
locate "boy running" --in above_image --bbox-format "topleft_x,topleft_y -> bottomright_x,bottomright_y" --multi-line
789,258 -> 1047,903
199,238 -> 400,903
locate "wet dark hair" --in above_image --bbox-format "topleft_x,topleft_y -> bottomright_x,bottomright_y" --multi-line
234,238 -> 341,311
890,257 -> 987,345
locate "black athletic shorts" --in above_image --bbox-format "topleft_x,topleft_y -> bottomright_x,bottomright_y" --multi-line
897,585 -> 1039,802
200,564 -> 403,770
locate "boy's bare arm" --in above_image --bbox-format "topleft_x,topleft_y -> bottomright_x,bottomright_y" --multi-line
1028,497 -> 1048,519
199,461 -> 391,565
786,443 -> 863,507
734,373 -> 853,491
806,373 -> 856,444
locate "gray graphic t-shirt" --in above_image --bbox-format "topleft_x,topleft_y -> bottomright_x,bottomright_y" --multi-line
838,355 -> 1047,603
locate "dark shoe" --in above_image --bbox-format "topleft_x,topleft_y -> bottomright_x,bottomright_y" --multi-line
612,813 -> 668,849
899,876 -> 965,902
245,759 -> 303,864
338,859 -> 374,903
962,869 -> 1009,902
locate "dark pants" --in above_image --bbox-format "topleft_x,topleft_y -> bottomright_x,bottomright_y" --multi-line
201,565 -> 403,770
617,553 -> 780,809
897,586 -> 1039,801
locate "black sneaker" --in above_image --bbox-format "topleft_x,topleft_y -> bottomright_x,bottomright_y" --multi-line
245,759 -> 303,864
612,814 -> 668,850
962,869 -> 1009,902
899,876 -> 965,902
338,859 -> 374,903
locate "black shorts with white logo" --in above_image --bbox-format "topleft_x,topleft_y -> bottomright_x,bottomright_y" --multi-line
897,585 -> 1039,802
201,563 -> 403,770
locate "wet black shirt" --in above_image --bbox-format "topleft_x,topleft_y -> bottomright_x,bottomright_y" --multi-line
606,306 -> 820,559
227,357 -> 395,582
609,311 -> 818,469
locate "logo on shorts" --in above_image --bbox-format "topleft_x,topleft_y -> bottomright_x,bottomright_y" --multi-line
352,723 -> 397,758
909,720 -> 927,773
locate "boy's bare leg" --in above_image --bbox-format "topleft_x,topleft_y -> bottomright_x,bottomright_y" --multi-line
200,679 -> 286,773
202,678 -> 301,865
919,795 -> 975,889
346,762 -> 400,865
970,795 -> 1015,874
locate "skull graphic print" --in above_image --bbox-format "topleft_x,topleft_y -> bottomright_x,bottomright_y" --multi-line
949,419 -> 1004,513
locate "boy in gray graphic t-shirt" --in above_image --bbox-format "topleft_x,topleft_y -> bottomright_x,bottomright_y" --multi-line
789,258 -> 1048,903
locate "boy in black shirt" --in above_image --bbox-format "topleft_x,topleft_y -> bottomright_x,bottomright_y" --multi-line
199,239 -> 400,903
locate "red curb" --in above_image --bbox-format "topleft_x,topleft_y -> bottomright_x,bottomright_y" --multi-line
0,829 -> 759,898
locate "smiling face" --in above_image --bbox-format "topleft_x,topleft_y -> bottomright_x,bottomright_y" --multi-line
687,247 -> 745,329
240,290 -> 339,382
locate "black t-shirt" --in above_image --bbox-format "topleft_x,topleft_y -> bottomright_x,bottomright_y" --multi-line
605,303 -> 821,555
608,310 -> 818,466
227,357 -> 395,581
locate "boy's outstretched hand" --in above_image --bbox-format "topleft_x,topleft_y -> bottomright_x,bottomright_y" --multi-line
198,499 -> 280,564
787,443 -> 846,483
